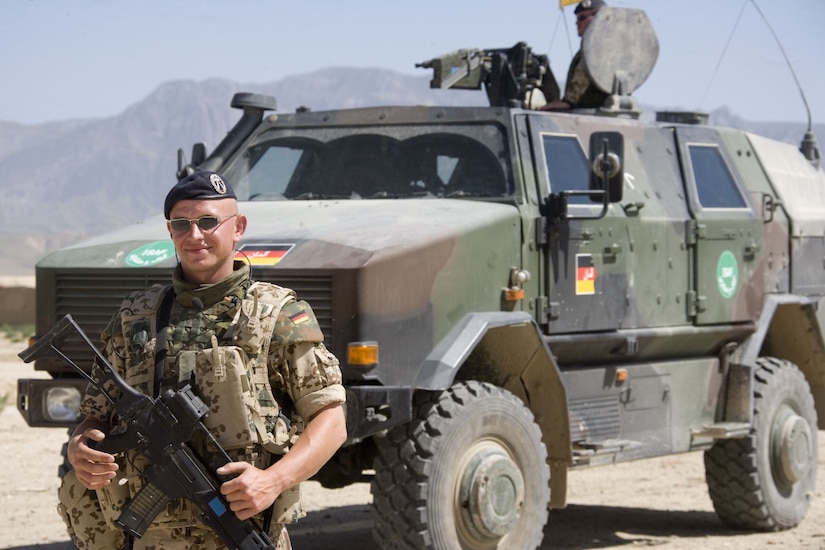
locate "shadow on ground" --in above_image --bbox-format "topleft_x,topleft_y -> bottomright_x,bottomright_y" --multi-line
545,504 -> 730,548
4,502 -> 751,550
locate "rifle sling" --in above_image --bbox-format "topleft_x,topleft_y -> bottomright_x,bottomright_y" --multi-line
153,287 -> 176,398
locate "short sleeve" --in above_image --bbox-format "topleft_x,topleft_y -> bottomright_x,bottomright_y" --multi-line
267,301 -> 345,420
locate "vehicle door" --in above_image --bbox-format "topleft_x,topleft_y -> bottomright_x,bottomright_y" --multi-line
674,126 -> 763,325
522,114 -> 628,333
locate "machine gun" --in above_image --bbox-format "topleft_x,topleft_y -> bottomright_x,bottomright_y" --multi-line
416,42 -> 560,108
18,314 -> 274,550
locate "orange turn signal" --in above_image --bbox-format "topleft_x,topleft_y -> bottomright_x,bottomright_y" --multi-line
504,288 -> 525,301
348,341 -> 379,366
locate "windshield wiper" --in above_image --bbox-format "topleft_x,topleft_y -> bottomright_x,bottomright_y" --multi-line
291,192 -> 351,200
365,191 -> 434,199
445,190 -> 490,198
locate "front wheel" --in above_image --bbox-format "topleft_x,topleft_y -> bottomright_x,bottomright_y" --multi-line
371,381 -> 550,549
704,357 -> 818,530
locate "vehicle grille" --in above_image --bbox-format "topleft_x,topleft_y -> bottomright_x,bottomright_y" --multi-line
53,271 -> 170,370
51,270 -> 334,372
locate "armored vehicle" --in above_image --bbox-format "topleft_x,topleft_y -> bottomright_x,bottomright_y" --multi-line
17,7 -> 823,549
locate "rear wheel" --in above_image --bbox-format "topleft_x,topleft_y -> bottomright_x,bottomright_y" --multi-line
704,357 -> 817,530
371,381 -> 550,549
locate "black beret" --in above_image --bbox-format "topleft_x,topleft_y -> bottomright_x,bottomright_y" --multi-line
164,171 -> 236,219
575,0 -> 606,14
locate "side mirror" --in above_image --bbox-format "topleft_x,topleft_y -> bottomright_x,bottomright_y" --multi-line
191,142 -> 207,166
176,142 -> 208,180
589,131 -> 624,203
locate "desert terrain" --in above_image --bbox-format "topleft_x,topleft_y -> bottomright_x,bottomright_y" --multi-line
0,293 -> 823,549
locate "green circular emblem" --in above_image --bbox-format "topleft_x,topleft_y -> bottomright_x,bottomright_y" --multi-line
716,250 -> 738,299
125,240 -> 176,267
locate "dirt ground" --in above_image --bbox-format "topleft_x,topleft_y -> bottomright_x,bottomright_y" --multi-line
1,333 -> 823,550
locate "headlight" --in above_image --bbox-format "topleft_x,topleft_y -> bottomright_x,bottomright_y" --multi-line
44,386 -> 82,422
17,379 -> 87,427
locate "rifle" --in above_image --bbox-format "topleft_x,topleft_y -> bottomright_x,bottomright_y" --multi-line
19,314 -> 274,550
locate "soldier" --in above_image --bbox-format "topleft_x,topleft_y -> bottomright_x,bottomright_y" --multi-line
60,171 -> 347,549
543,0 -> 610,110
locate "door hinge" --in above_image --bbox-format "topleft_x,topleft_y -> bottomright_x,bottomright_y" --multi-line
535,216 -> 548,246
537,296 -> 558,323
685,219 -> 706,245
536,296 -> 548,324
686,290 -> 706,317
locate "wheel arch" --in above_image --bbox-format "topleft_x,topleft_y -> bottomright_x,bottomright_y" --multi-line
413,311 -> 573,508
733,294 -> 825,428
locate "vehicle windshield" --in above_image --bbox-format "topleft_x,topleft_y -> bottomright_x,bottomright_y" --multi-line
224,125 -> 512,201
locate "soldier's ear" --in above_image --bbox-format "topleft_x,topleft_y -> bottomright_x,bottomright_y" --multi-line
233,214 -> 248,242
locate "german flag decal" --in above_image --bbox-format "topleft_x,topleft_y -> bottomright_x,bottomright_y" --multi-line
575,254 -> 596,295
235,244 -> 294,266
289,310 -> 310,324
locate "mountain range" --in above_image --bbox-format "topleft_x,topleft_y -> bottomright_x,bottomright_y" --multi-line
1,68 -> 821,275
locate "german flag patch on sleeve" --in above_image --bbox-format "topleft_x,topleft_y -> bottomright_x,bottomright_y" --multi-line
273,300 -> 324,345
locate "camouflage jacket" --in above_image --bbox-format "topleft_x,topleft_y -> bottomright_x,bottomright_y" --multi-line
563,49 -> 609,109
80,261 -> 345,527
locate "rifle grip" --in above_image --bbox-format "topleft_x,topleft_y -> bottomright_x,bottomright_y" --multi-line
115,480 -> 170,538
90,431 -> 138,455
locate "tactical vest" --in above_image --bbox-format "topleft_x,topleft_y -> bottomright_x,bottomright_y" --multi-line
118,280 -> 297,453
95,280 -> 304,532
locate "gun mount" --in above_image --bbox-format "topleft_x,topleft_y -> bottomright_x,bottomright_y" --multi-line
418,7 -> 659,116
417,42 -> 560,108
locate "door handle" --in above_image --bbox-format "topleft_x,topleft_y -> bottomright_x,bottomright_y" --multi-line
605,243 -> 622,255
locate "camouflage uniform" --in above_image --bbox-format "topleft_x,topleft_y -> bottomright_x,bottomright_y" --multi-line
60,261 -> 345,549
562,49 -> 609,109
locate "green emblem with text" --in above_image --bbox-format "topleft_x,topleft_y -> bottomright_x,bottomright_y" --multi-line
716,250 -> 738,299
126,240 -> 175,267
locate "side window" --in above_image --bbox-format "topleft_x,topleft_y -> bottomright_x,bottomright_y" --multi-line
542,134 -> 590,204
688,144 -> 747,209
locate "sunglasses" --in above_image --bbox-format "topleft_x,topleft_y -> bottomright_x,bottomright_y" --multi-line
576,12 -> 594,22
168,214 -> 237,233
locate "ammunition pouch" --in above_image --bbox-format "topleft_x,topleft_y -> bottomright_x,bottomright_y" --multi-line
187,337 -> 294,455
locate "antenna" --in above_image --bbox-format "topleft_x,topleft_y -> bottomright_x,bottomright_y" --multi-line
748,0 -> 820,167
704,0 -> 819,167
748,0 -> 812,131
699,1 -> 748,114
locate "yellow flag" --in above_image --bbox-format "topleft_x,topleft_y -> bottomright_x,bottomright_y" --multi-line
559,0 -> 579,7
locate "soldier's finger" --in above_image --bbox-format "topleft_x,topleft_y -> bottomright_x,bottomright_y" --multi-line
234,508 -> 254,521
78,443 -> 117,465
75,468 -> 114,489
86,460 -> 118,475
217,461 -> 250,479
77,434 -> 118,464
84,428 -> 106,441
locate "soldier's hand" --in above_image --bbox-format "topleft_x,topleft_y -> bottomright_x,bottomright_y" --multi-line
217,461 -> 279,520
67,424 -> 118,490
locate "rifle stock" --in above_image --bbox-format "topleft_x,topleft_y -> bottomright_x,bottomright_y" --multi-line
19,314 -> 275,550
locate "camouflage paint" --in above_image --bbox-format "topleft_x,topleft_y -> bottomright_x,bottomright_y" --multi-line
22,98 -> 825,512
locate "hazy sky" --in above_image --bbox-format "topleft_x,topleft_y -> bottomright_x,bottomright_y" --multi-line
3,0 -> 823,125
